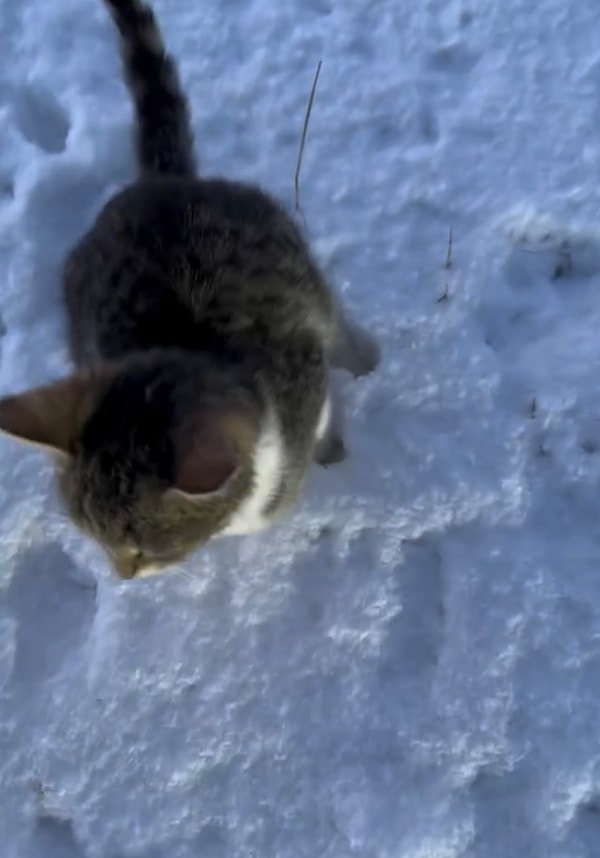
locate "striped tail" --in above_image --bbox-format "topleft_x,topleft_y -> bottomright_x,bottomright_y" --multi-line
103,0 -> 197,177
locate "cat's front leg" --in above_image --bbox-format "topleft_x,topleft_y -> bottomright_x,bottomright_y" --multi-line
314,380 -> 347,467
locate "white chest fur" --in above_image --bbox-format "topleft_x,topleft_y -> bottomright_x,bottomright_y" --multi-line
222,406 -> 285,535
315,394 -> 331,442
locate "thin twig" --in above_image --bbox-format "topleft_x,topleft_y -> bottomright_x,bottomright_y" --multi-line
295,59 -> 323,213
437,284 -> 450,303
444,227 -> 453,269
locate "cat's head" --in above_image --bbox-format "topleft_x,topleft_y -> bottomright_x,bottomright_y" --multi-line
0,355 -> 258,578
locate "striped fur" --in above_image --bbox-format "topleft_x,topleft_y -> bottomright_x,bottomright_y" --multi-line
103,0 -> 197,177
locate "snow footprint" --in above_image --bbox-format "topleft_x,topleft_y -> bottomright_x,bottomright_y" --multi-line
376,537 -> 445,693
468,764 -> 538,857
25,776 -> 87,858
480,224 -> 600,357
11,83 -> 70,154
572,799 -> 600,855
29,813 -> 86,858
4,543 -> 96,699
425,38 -> 480,75
287,528 -> 446,694
141,825 -> 228,858
304,0 -> 333,14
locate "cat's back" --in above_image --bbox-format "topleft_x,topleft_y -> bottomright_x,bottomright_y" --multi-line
64,176 -> 334,364
100,175 -> 286,233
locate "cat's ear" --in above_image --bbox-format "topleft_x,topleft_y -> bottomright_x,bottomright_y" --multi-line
171,408 -> 257,498
173,430 -> 240,497
0,375 -> 90,456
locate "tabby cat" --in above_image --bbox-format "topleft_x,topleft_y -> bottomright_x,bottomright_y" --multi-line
0,0 -> 379,578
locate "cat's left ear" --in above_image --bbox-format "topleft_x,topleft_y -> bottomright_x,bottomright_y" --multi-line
0,375 -> 91,456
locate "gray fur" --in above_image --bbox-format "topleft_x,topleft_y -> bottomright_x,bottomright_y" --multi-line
104,0 -> 196,177
3,0 -> 380,578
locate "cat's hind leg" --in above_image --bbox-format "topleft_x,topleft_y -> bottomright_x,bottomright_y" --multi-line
329,303 -> 380,377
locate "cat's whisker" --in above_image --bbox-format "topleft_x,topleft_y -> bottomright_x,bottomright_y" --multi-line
171,565 -> 196,583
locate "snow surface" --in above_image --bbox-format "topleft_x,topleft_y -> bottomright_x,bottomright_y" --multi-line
1,0 -> 600,855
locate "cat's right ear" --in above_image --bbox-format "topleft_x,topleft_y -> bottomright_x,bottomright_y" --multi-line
171,430 -> 240,498
0,375 -> 91,456
169,407 -> 257,499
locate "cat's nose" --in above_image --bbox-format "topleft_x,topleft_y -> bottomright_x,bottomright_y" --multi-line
112,554 -> 140,580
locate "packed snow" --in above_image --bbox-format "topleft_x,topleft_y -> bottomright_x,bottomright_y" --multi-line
1,0 -> 600,855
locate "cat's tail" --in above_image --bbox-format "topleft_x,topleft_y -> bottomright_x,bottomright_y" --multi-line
103,0 -> 197,178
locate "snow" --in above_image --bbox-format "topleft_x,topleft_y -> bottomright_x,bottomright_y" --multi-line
1,0 -> 600,854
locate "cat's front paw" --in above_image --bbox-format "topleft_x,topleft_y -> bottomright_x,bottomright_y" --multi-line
315,434 -> 347,467
349,327 -> 381,377
332,315 -> 381,377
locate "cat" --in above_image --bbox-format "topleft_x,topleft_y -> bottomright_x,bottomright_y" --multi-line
0,0 -> 380,579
